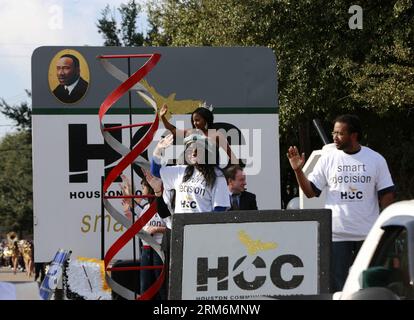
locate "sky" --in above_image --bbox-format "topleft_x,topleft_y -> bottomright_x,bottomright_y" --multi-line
0,0 -> 148,138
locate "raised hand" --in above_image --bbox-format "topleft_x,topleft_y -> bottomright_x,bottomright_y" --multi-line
160,104 -> 168,117
121,198 -> 132,212
119,174 -> 132,196
143,226 -> 156,235
287,146 -> 305,171
157,133 -> 174,149
142,168 -> 163,195
153,133 -> 174,159
121,198 -> 133,221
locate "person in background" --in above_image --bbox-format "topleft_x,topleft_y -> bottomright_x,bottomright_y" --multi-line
141,169 -> 174,300
7,232 -> 20,275
121,176 -> 167,300
34,262 -> 46,284
224,165 -> 258,210
20,240 -> 34,278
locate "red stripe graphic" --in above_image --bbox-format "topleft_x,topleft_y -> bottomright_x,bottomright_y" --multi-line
98,53 -> 165,300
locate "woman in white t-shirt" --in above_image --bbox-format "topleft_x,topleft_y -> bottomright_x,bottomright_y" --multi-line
150,133 -> 230,213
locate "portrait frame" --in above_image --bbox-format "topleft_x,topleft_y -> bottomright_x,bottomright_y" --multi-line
48,49 -> 90,104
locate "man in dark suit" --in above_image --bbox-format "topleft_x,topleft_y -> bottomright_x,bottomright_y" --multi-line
224,165 -> 258,211
52,54 -> 88,103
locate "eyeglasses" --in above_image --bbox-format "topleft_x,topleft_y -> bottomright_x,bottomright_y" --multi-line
331,131 -> 348,137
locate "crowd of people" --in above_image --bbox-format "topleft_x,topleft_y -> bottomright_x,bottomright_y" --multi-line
0,232 -> 46,283
3,103 -> 392,298
118,103 -> 259,299
118,103 -> 397,297
135,107 -> 395,296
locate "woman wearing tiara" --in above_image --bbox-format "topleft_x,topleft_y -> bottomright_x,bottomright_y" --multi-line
159,103 -> 239,167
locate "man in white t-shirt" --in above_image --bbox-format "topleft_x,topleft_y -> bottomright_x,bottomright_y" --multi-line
287,114 -> 395,292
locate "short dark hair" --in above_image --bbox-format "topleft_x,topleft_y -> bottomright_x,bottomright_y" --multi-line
191,107 -> 214,129
60,54 -> 80,69
224,165 -> 243,183
334,114 -> 362,141
141,178 -> 154,195
140,178 -> 155,203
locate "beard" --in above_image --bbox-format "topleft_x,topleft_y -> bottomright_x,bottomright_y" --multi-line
335,140 -> 351,151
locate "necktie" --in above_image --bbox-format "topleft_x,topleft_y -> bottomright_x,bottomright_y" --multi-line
231,194 -> 240,210
64,87 -> 69,96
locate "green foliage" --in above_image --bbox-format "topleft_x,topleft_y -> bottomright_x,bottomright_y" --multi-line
359,110 -> 414,200
341,1 -> 414,115
97,5 -> 121,46
97,0 -> 145,46
119,1 -> 145,46
0,91 -> 33,237
0,90 -> 32,131
145,0 -> 414,201
99,0 -> 414,201
0,131 -> 33,237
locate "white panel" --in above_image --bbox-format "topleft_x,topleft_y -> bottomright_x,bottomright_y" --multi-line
33,113 -> 280,261
181,221 -> 318,299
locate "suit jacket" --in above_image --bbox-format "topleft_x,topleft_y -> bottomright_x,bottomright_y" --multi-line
53,77 -> 88,103
229,191 -> 258,211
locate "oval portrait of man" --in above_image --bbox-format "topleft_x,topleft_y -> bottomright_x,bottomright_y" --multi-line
48,49 -> 90,104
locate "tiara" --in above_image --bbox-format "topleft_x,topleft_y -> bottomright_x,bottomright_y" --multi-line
183,131 -> 214,153
199,101 -> 214,112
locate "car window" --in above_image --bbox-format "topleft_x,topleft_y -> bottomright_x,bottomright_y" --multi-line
364,227 -> 412,299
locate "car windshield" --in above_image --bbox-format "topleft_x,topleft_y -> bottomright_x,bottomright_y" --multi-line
364,227 -> 413,299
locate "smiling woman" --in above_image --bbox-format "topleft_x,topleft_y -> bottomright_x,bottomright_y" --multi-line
150,133 -> 230,214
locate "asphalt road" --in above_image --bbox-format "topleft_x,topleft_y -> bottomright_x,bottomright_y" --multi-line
0,266 -> 35,282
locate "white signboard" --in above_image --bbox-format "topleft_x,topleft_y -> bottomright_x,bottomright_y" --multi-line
169,211 -> 331,299
182,221 -> 318,299
32,47 -> 280,261
33,114 -> 279,260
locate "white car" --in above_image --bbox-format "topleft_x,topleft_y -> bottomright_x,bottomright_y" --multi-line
335,200 -> 414,300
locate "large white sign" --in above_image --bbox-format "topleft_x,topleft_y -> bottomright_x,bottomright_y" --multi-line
32,46 -> 280,262
181,221 -> 318,299
33,114 -> 279,261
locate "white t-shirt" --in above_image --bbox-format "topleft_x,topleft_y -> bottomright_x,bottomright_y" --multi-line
138,203 -> 166,245
160,165 -> 230,213
162,190 -> 175,229
308,146 -> 394,241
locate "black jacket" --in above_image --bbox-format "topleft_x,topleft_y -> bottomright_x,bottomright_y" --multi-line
53,77 -> 88,103
229,191 -> 258,211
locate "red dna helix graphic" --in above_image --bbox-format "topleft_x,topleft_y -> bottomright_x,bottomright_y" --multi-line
97,53 -> 165,300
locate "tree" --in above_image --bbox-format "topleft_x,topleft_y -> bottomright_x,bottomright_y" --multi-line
99,0 -> 414,201
0,91 -> 33,237
97,5 -> 121,46
145,0 -> 413,125
97,0 -> 145,46
0,89 -> 32,131
145,0 -> 414,200
0,133 -> 32,238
